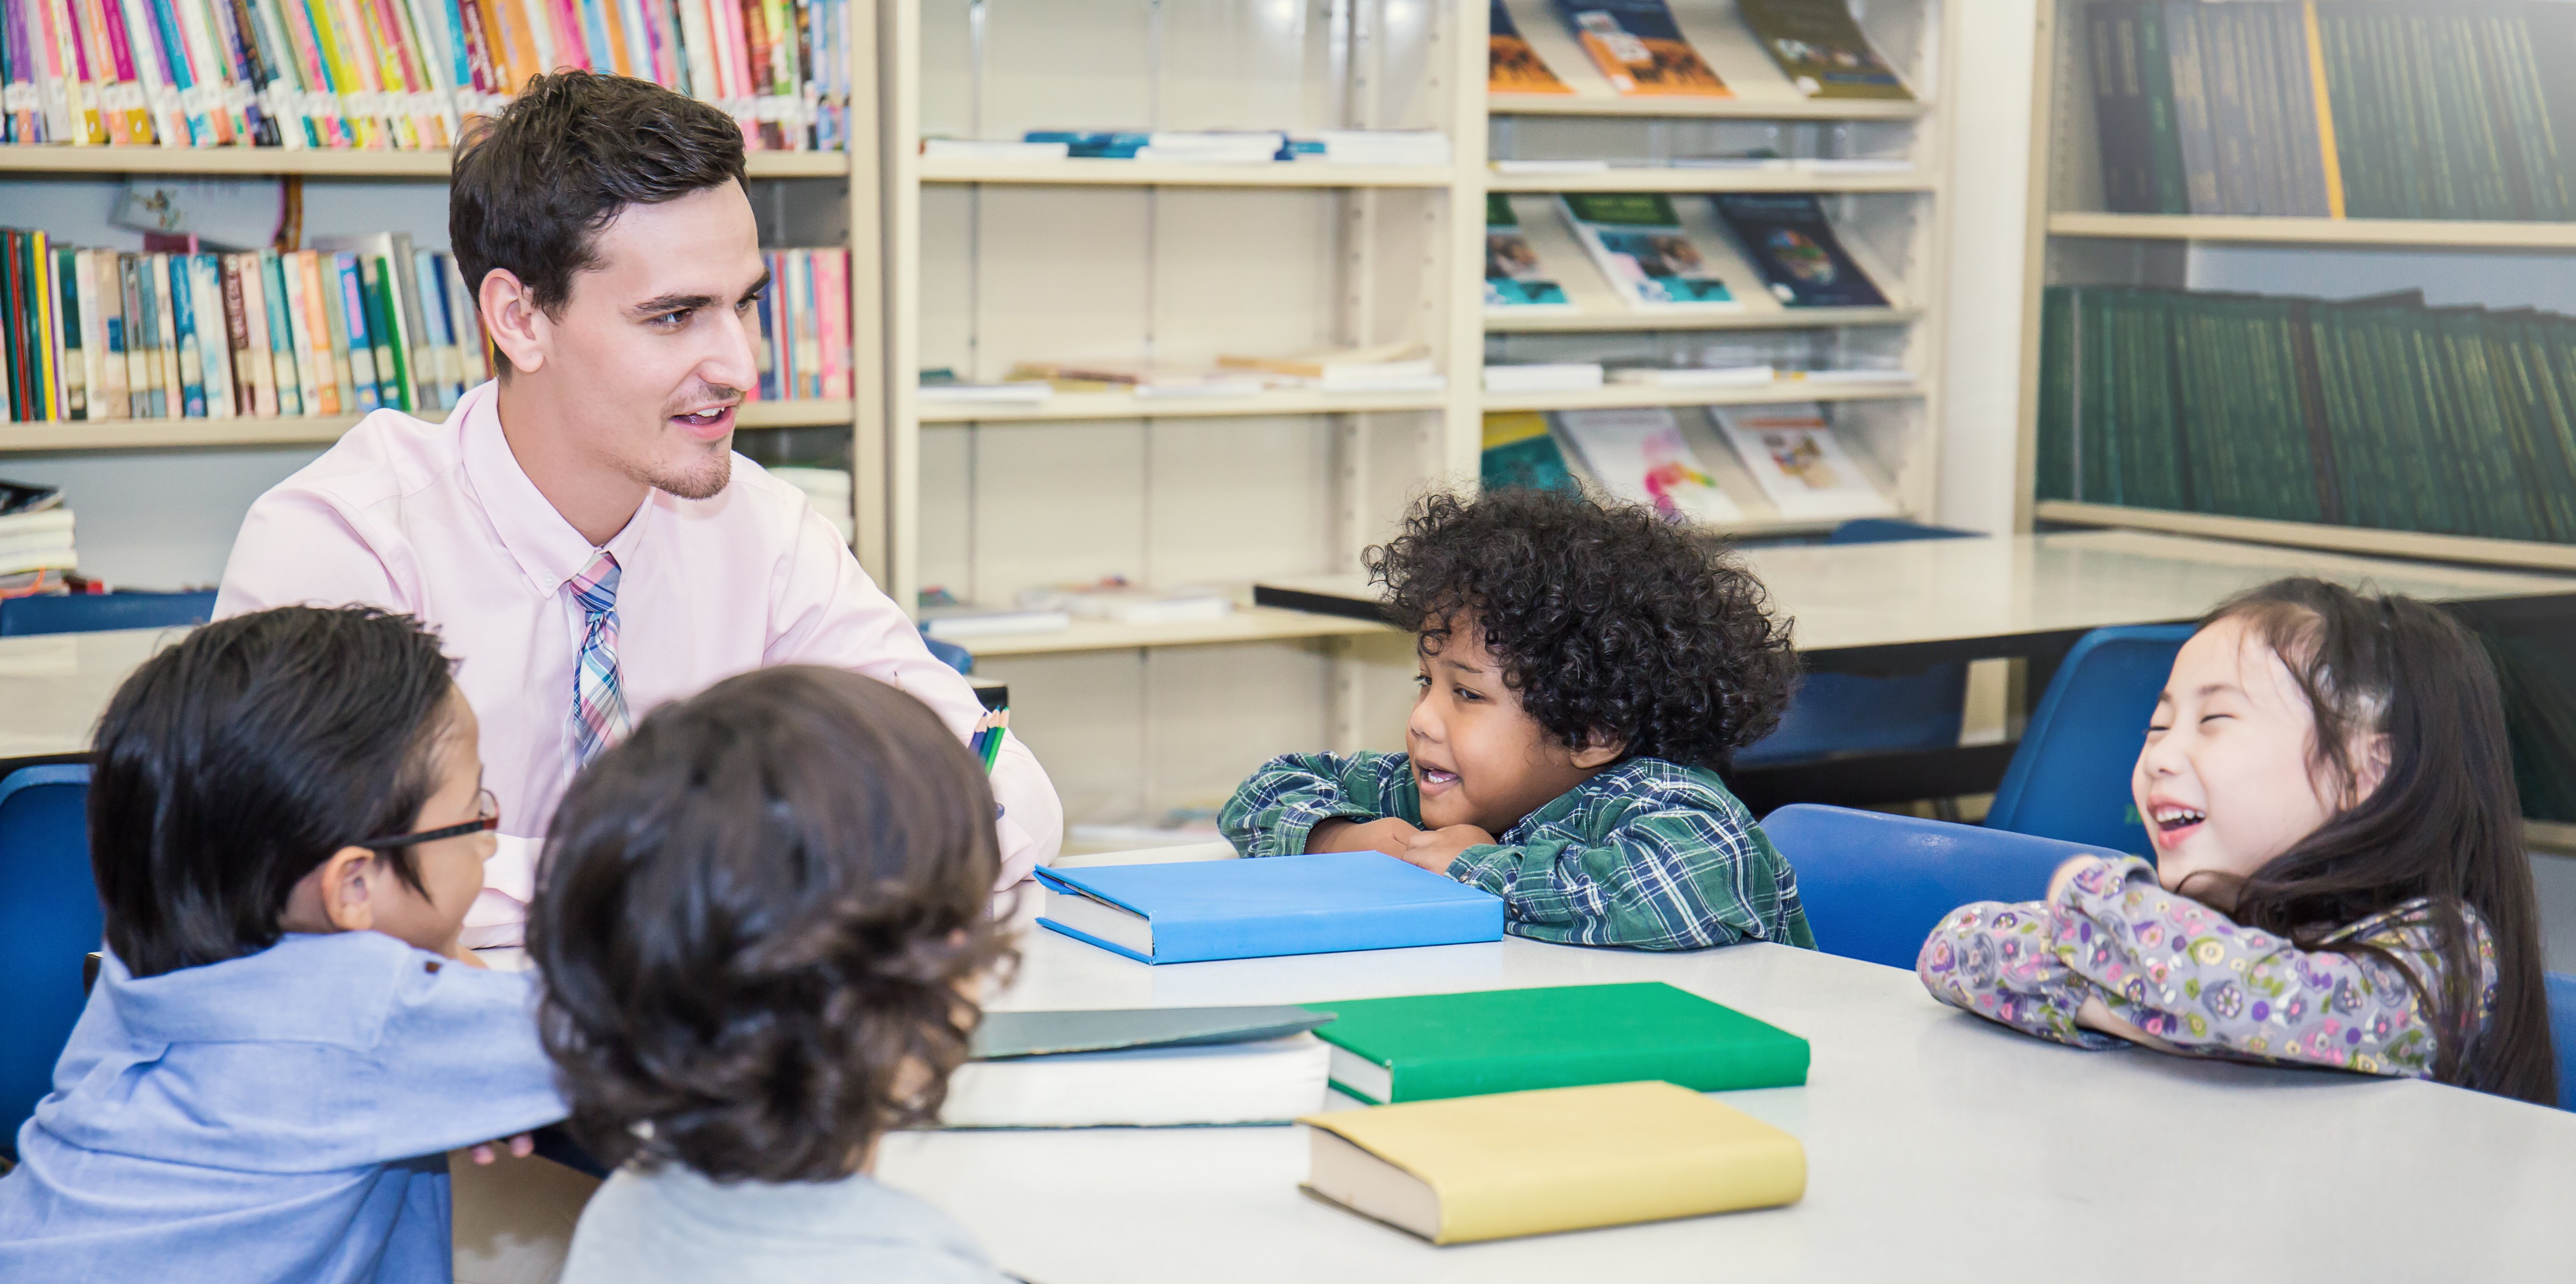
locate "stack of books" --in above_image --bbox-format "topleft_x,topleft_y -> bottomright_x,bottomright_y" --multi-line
1014,577 -> 1233,626
1216,342 -> 1444,394
1004,361 -> 1264,399
2084,1 -> 2576,221
0,479 -> 74,599
748,248 -> 852,402
1282,130 -> 1452,166
1,227 -> 490,425
2039,283 -> 2576,544
0,0 -> 856,152
1487,0 -> 1910,103
1024,130 -> 1285,163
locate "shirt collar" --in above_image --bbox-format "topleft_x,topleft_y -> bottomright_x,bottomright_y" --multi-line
459,382 -> 655,596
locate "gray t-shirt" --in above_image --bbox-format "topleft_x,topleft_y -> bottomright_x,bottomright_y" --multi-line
559,1163 -> 1011,1284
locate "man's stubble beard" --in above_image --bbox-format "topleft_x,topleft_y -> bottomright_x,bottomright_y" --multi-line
629,440 -> 733,501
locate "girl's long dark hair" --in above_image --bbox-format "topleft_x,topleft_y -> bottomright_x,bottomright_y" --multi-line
2209,578 -> 2553,1105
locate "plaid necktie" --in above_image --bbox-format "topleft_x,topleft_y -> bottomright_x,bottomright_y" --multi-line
567,550 -> 631,765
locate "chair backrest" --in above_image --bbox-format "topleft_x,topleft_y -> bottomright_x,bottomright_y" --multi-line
1763,803 -> 2129,970
1826,518 -> 1980,546
1735,520 -> 1980,767
1983,624 -> 2197,857
920,633 -> 974,676
0,763 -> 99,1160
2549,972 -> 2576,1112
0,590 -> 217,638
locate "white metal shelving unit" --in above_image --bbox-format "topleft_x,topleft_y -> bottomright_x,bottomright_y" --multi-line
871,0 -> 1955,827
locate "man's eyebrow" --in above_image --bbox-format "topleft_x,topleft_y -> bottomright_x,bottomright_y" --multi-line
627,292 -> 719,319
739,269 -> 772,304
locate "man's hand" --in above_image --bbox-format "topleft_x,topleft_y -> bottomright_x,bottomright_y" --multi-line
466,1132 -> 535,1165
1394,824 -> 1496,874
1307,817 -> 1422,858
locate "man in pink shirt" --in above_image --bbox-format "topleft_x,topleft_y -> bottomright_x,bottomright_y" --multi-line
216,73 -> 1062,948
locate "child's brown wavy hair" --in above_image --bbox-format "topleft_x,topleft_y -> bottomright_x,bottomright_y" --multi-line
529,666 -> 1015,1180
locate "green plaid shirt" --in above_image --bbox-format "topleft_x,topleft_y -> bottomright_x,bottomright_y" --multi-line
1218,751 -> 1815,953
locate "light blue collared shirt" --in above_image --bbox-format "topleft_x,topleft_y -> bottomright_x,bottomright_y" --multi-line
0,931 -> 566,1283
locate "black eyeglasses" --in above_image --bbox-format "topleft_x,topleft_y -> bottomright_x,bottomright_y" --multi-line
354,788 -> 500,850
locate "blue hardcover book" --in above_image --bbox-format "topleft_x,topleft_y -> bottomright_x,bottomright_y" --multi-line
1035,853 -> 1504,964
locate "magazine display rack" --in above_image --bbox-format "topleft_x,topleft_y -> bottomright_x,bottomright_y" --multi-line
2012,0 -> 2576,572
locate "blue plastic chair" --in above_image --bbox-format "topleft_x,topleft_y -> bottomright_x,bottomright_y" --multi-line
2549,972 -> 2576,1112
0,763 -> 99,1160
1763,803 -> 2129,970
920,634 -> 974,675
1738,521 -> 1979,767
1982,625 -> 2197,858
0,590 -> 217,637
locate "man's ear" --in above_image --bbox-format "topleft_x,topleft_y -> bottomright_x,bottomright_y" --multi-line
315,846 -> 378,933
476,267 -> 547,376
1570,731 -> 1627,770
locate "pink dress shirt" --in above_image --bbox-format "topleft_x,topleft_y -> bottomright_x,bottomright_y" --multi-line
216,382 -> 1062,947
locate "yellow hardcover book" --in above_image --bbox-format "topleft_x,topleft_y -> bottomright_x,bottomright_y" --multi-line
295,251 -> 343,415
33,233 -> 59,422
1298,1081 -> 1803,1245
2301,1 -> 2344,220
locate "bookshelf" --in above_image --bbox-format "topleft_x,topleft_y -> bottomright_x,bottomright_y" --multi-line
0,150 -> 855,179
2012,0 -> 2576,571
876,0 -> 1955,828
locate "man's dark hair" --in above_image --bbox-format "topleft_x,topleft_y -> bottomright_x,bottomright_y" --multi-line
90,607 -> 456,978
1367,487 -> 1799,769
450,71 -> 747,329
530,666 -> 1014,1183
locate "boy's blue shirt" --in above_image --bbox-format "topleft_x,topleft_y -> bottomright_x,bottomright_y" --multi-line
1219,750 -> 1816,952
0,931 -> 567,1284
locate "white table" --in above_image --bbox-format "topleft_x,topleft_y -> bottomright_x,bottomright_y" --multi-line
0,626 -> 177,761
1259,527 -> 2576,671
878,920 -> 2576,1282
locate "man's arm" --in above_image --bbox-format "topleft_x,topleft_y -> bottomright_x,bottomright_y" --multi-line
214,485 -> 411,618
764,501 -> 1062,888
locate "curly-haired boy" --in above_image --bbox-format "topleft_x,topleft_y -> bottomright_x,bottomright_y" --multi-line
1219,488 -> 1815,952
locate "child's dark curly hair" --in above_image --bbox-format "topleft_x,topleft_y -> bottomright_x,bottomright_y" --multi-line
1366,488 -> 1799,768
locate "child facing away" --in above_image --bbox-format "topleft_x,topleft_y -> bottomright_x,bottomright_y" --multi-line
1220,487 -> 1814,952
1920,578 -> 2556,1103
0,607 -> 566,1282
533,666 -> 1017,1284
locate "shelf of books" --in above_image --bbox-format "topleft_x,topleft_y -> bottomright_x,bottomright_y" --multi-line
1481,377 -> 1920,414
1486,167 -> 1934,194
0,150 -> 855,180
914,158 -> 1458,190
2014,0 -> 2576,574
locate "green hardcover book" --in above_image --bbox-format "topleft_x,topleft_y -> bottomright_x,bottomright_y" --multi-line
2037,287 -> 2076,501
2316,7 -> 2374,217
2135,5 -> 2190,214
1306,983 -> 1809,1105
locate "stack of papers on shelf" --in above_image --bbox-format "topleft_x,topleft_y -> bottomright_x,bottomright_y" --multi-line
921,138 -> 1071,161
1027,131 -> 1288,163
918,602 -> 1073,642
1035,852 -> 1505,964
1298,1082 -> 1805,1245
1711,403 -> 1898,520
0,482 -> 77,593
1006,362 -> 1267,398
941,1006 -> 1336,1128
918,369 -> 1054,404
1015,577 -> 1235,625
1490,158 -> 1612,175
1218,342 -> 1444,393
1606,365 -> 1776,388
766,467 -> 856,543
1796,157 -> 1916,173
1793,368 -> 1914,385
1483,363 -> 1604,393
1285,130 -> 1452,165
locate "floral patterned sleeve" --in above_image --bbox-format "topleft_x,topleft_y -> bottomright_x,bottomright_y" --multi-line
1917,899 -> 2128,1051
2051,856 -> 2492,1079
